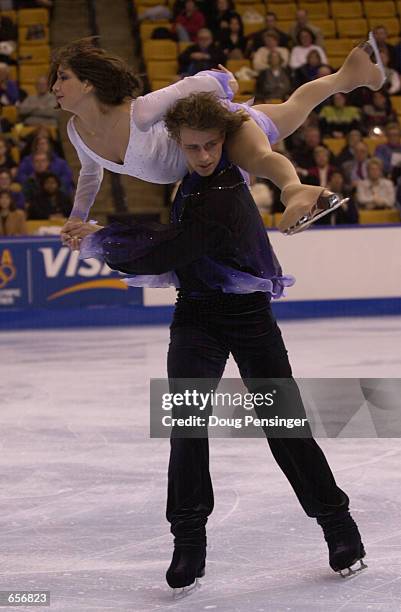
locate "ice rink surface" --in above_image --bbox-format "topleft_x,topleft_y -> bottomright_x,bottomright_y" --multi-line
2,316 -> 401,612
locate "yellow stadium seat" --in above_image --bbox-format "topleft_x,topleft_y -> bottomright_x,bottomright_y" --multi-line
388,35 -> 401,43
398,1 -> 401,14
1,105 -> 17,124
139,21 -> 171,41
363,136 -> 387,154
143,40 -> 177,60
238,79 -> 256,94
19,64 -> 49,83
324,38 -> 355,54
336,18 -> 368,37
331,2 -> 363,18
267,3 -> 298,20
236,4 -> 266,20
11,124 -> 58,141
227,59 -> 251,73
8,66 -> 17,81
18,26 -> 49,45
313,19 -> 337,37
299,2 -> 330,17
18,8 -> 49,26
11,146 -> 20,164
244,22 -> 265,35
260,212 -> 274,227
364,1 -> 396,18
178,41 -> 192,53
146,60 -> 178,80
233,94 -> 253,102
368,17 -> 400,36
323,137 -> 346,155
1,10 -> 17,22
358,210 -> 401,224
136,0 -> 166,6
328,55 -> 349,68
390,95 -> 401,114
273,212 -> 283,227
19,45 -> 50,64
19,83 -> 36,96
151,79 -> 175,90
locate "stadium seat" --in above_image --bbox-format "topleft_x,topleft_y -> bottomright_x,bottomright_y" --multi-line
18,26 -> 49,45
358,210 -> 401,223
8,66 -> 17,81
364,1 -> 397,18
139,21 -> 171,41
151,79 -> 174,90
244,22 -> 266,35
18,8 -> 49,26
324,38 -> 355,55
1,10 -> 17,22
1,106 -> 17,124
323,137 -> 346,156
299,2 -> 330,18
390,96 -> 401,114
11,146 -> 20,164
19,83 -> 36,96
143,40 -> 177,61
236,4 -> 266,20
227,59 -> 251,73
19,45 -> 51,64
12,125 -> 58,141
368,17 -> 400,36
363,136 -> 387,154
336,18 -> 368,37
313,19 -> 337,37
178,41 -> 192,53
331,2 -> 363,18
328,55 -> 349,68
136,0 -> 166,6
268,3 -> 298,20
260,212 -> 274,227
146,60 -> 178,80
238,79 -> 256,94
19,64 -> 49,83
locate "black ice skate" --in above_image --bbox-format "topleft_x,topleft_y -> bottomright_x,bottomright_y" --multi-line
283,194 -> 349,236
317,510 -> 367,578
166,545 -> 206,597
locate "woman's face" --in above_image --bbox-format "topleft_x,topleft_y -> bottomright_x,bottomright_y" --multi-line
217,0 -> 229,11
368,163 -> 382,180
315,149 -> 329,166
43,177 -> 59,194
36,137 -> 50,153
0,141 -> 6,156
52,65 -> 92,112
0,172 -> 11,189
0,193 -> 11,210
333,93 -> 346,107
300,30 -> 312,46
307,51 -> 320,66
229,17 -> 240,33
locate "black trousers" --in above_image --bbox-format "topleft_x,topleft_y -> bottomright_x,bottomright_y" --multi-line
166,292 -> 349,545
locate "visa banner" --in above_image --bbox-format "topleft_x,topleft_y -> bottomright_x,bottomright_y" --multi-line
0,237 -> 142,310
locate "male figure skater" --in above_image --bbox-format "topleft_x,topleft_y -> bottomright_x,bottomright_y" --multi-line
72,93 -> 367,594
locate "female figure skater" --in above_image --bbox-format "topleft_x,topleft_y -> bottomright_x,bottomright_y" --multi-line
51,36 -> 385,240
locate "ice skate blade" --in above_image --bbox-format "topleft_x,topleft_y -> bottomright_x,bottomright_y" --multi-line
172,577 -> 201,599
338,558 -> 368,579
367,31 -> 386,90
284,197 -> 349,236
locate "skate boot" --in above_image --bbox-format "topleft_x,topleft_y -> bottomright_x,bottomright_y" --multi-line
317,510 -> 367,578
166,544 -> 206,596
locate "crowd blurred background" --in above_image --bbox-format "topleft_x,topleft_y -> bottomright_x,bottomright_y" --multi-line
1,0 -> 401,237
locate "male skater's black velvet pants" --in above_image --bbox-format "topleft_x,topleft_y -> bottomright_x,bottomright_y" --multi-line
166,292 -> 349,546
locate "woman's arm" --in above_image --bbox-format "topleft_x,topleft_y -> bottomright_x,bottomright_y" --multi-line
133,69 -> 236,132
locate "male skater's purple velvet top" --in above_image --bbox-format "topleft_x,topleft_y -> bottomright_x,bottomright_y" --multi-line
66,71 -> 279,221
80,153 -> 294,298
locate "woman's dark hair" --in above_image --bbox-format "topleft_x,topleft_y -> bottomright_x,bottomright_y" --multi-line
48,37 -> 141,106
165,92 -> 249,141
229,13 -> 244,37
39,172 -> 61,190
296,27 -> 316,45
31,135 -> 54,156
0,189 -> 15,210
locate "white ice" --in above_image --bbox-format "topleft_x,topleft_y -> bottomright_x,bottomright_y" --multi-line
1,316 -> 401,611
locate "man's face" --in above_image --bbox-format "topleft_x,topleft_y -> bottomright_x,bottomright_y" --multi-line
33,153 -> 49,173
197,29 -> 213,49
36,76 -> 48,95
387,127 -> 401,146
179,127 -> 225,176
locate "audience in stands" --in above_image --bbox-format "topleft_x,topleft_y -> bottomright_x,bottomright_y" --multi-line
373,25 -> 396,68
173,0 -> 206,42
0,135 -> 17,177
336,130 -> 363,165
20,125 -> 64,159
291,125 -> 323,174
252,30 -> 289,72
17,135 -> 73,194
27,172 -> 72,220
255,51 -> 292,101
0,62 -> 21,105
342,141 -> 370,188
219,14 -> 246,59
374,123 -> 401,178
178,27 -> 225,76
288,9 -> 324,47
380,48 -> 400,95
0,168 -> 24,209
306,146 -> 336,187
324,171 -> 359,224
207,0 -> 236,37
355,158 -> 396,209
0,189 -> 26,236
251,11 -> 289,52
19,75 -> 58,126
319,93 -> 362,138
293,49 -> 322,87
362,91 -> 397,133
289,28 -> 327,70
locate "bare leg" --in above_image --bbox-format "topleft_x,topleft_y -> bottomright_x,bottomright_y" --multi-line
253,45 -> 384,140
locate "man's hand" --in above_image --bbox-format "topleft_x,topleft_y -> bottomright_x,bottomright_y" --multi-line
212,64 -> 239,95
62,218 -> 103,251
61,216 -> 84,247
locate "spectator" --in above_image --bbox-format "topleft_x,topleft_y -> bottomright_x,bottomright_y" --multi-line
27,173 -> 72,220
0,135 -> 17,176
289,28 -> 327,70
251,12 -> 290,51
249,175 -> 274,214
336,129 -> 363,166
207,0 -> 236,37
356,157 -> 396,209
178,28 -> 225,76
20,125 -> 64,159
293,49 -> 322,87
374,122 -> 401,178
17,135 -> 73,192
0,168 -> 24,209
362,90 -> 397,133
373,26 -> 396,68
380,48 -> 400,95
0,189 -> 27,235
342,141 -> 370,188
19,75 -> 59,127
255,51 -> 292,101
252,30 -> 290,72
393,40 -> 401,74
319,93 -> 362,138
0,62 -> 20,105
219,14 -> 246,59
316,64 -> 334,78
21,151 -> 52,202
306,145 -> 337,187
315,171 -> 359,224
173,0 -> 206,42
288,9 -> 324,48
291,125 -> 323,171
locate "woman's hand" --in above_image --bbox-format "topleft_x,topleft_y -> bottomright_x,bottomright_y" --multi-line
212,64 -> 239,95
62,219 -> 104,251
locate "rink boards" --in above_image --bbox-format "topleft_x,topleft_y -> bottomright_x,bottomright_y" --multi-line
1,225 -> 401,329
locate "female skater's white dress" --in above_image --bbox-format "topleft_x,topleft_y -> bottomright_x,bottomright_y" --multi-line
67,71 -> 280,221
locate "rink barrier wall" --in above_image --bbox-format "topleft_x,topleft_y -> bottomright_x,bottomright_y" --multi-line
1,225 -> 400,329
